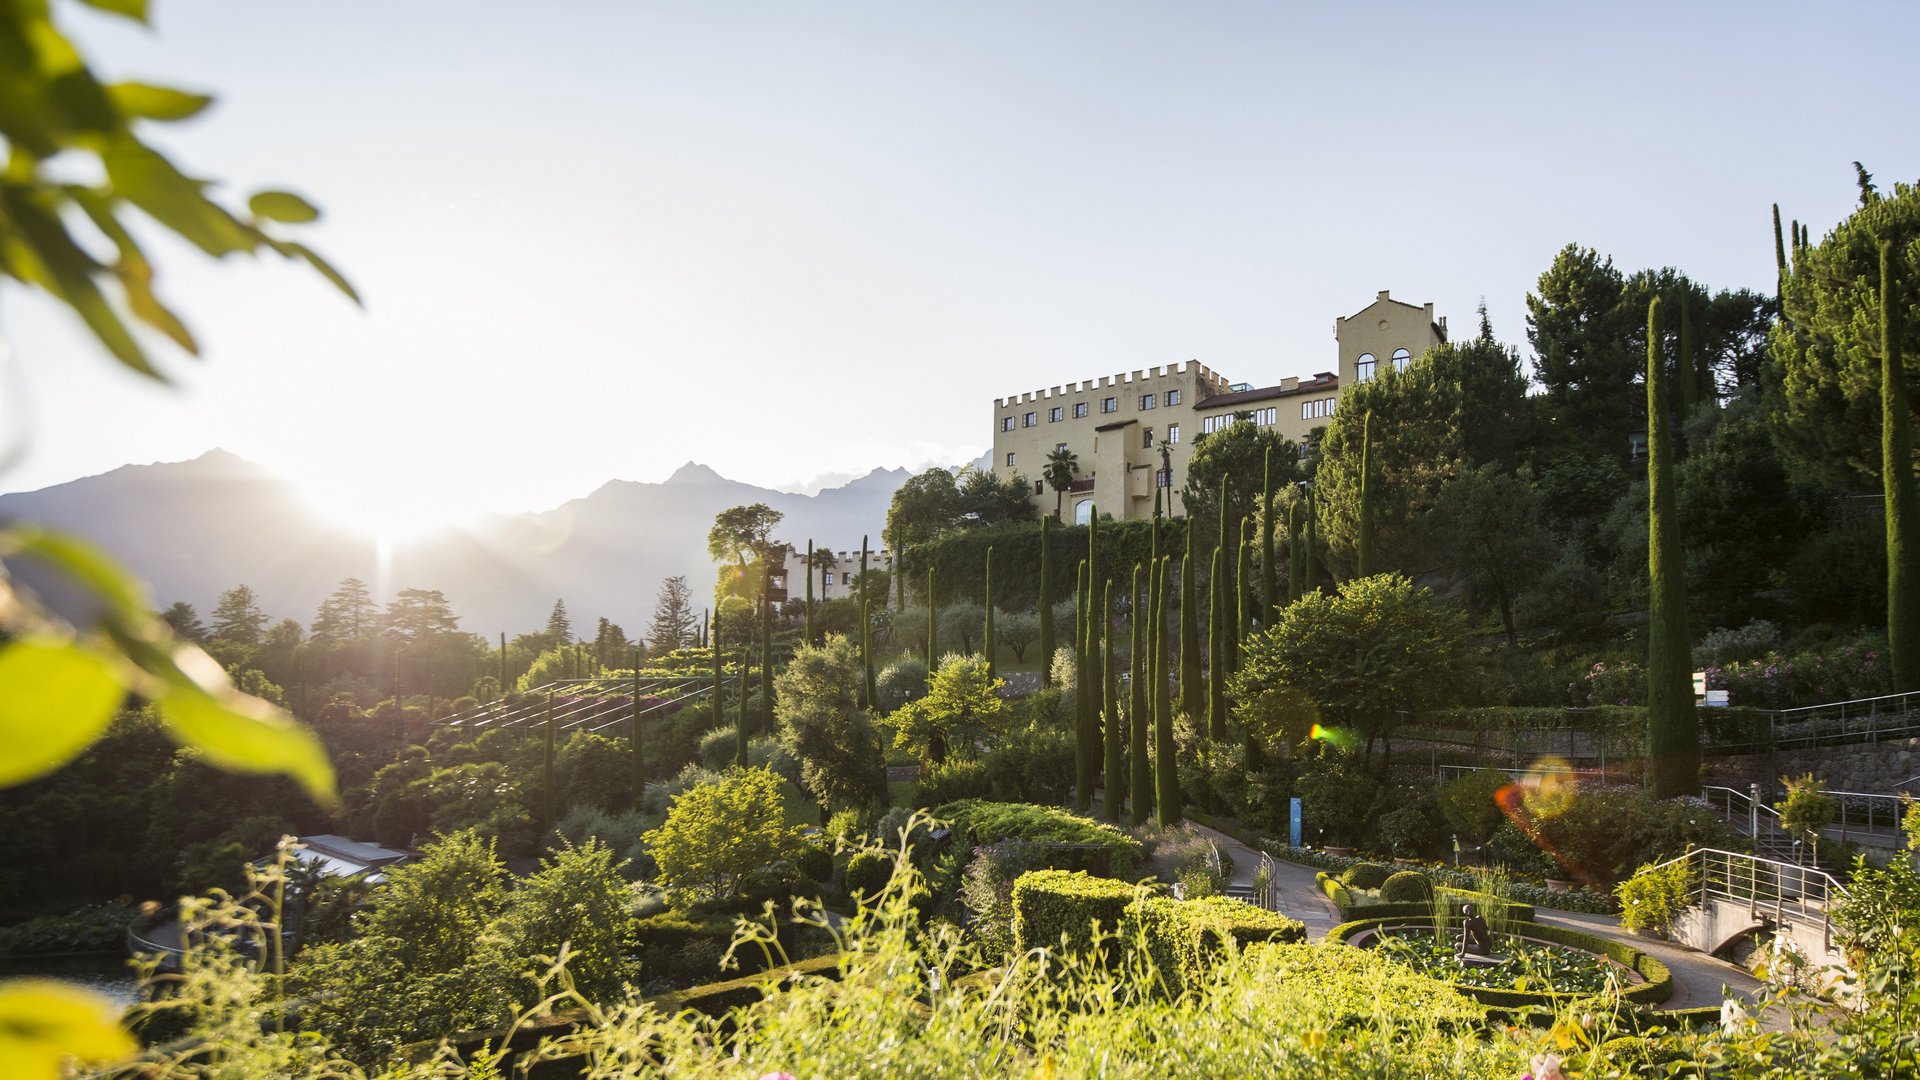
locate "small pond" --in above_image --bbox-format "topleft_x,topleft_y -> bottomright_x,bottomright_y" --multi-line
1356,927 -> 1636,996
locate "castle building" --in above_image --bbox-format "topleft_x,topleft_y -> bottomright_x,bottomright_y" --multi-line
990,291 -> 1447,522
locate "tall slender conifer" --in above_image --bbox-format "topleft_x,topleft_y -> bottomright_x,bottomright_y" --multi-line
1074,559 -> 1092,812
1129,562 -> 1151,822
1261,448 -> 1277,623
1356,410 -> 1375,578
1883,242 -> 1919,691
804,540 -> 816,645
1038,517 -> 1055,686
1179,525 -> 1200,720
1154,555 -> 1180,824
984,546 -> 996,677
927,567 -> 938,672
1102,579 -> 1120,822
1645,296 -> 1700,796
1208,541 -> 1227,741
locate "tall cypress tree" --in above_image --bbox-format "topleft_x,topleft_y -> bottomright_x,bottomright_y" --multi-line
893,524 -> 906,614
709,609 -> 722,738
543,690 -> 556,825
1038,517 -> 1055,686
1645,296 -> 1700,797
1356,409 -> 1375,579
1154,554 -> 1180,824
1288,500 -> 1303,601
1074,559 -> 1092,812
859,536 -> 874,707
736,646 -> 750,769
926,566 -> 938,672
1102,579 -> 1121,823
1129,562 -> 1152,823
1883,242 -> 1919,692
1305,486 -> 1320,595
984,546 -> 996,678
1207,541 -> 1227,741
804,540 -> 816,645
1236,517 -> 1251,662
1260,447 -> 1277,624
1179,525 -> 1201,720
760,562 -> 774,718
630,651 -> 644,801
498,631 -> 507,692
1773,203 -> 1788,306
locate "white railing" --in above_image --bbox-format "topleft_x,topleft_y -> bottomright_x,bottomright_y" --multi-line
1761,690 -> 1920,750
1646,847 -> 1847,950
1827,789 -> 1916,844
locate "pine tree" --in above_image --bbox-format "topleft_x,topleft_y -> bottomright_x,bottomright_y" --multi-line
1884,242 -> 1919,692
1645,296 -> 1700,797
647,576 -> 698,655
1038,517 -> 1055,687
1102,578 -> 1121,823
1129,562 -> 1152,824
546,598 -> 573,645
1355,410 -> 1374,578
1154,554 -> 1180,825
1260,446 -> 1277,624
1179,525 -> 1201,720
1074,559 -> 1092,812
984,546 -> 996,678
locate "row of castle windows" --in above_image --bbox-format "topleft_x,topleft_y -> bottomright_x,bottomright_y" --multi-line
1001,389 -> 1185,431
1005,422 -> 1185,470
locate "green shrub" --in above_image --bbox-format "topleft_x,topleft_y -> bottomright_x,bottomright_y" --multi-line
844,849 -> 893,899
793,841 -> 832,883
1614,855 -> 1696,938
914,758 -> 994,805
937,799 -> 1142,877
1128,894 -> 1307,997
1434,768 -> 1511,845
1379,870 -> 1432,903
1009,869 -> 1139,955
1340,862 -> 1393,890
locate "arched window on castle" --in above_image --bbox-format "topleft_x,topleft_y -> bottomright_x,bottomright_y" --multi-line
1392,348 -> 1411,372
1356,353 -> 1377,382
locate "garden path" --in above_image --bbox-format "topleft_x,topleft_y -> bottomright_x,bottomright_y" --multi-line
1179,819 -> 1793,1024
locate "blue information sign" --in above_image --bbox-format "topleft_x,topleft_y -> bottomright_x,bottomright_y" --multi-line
1289,797 -> 1303,848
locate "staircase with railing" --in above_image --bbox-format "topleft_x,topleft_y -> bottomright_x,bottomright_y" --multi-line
436,675 -> 712,734
1703,785 -> 1808,864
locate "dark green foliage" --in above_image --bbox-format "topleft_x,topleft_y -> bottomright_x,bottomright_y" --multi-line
1179,528 -> 1201,721
1644,297 -> 1700,797
1180,419 -> 1299,541
1287,499 -> 1303,601
804,540 -> 816,646
1129,894 -> 1306,997
1773,202 -> 1788,304
861,536 -> 876,708
1261,447 -> 1278,624
1884,242 -> 1919,691
1356,409 -> 1374,577
1038,519 -> 1055,685
937,800 -> 1141,867
1129,563 -> 1152,824
1435,768 -> 1511,845
1208,541 -> 1226,741
1009,868 -> 1137,955
926,566 -> 938,673
897,518 -> 1187,612
1101,579 -> 1121,823
542,692 -> 556,826
1073,560 -> 1092,813
1339,862 -> 1393,890
1378,869 -> 1432,903
1155,556 -> 1181,825
844,849 -> 893,900
984,546 -> 996,678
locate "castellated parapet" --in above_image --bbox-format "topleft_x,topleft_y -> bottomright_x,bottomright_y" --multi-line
994,360 -> 1231,409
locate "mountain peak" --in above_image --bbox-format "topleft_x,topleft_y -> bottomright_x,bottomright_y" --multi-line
665,461 -> 727,485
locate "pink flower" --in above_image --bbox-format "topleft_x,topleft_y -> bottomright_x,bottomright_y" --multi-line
1525,1052 -> 1566,1080
759,1074 -> 798,1080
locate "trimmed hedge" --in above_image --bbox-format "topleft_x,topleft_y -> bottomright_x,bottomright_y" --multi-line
649,953 -> 846,1017
938,800 -> 1143,878
1315,872 -> 1353,910
1128,894 -> 1306,997
1264,843 -> 1618,915
1380,870 -> 1432,903
1010,869 -> 1140,956
1340,862 -> 1393,890
1329,917 -> 1673,1009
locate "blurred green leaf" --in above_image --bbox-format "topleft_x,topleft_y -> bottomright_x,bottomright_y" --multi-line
0,526 -> 153,619
0,978 -> 136,1079
247,189 -> 318,224
72,0 -> 150,23
69,186 -> 198,354
0,182 -> 157,376
0,640 -> 125,787
102,136 -> 254,257
272,239 -> 361,305
159,676 -> 336,807
107,82 -> 210,122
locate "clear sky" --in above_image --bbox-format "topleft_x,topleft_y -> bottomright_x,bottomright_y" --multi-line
1,1 -> 1913,538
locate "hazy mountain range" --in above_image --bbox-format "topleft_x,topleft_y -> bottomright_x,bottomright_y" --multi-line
0,450 -> 918,637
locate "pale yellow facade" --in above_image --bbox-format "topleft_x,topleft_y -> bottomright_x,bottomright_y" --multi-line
991,291 -> 1447,521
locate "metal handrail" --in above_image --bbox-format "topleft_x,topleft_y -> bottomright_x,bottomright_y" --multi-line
1642,847 -> 1847,950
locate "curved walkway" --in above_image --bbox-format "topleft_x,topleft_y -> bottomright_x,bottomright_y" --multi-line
1180,820 -> 1770,1014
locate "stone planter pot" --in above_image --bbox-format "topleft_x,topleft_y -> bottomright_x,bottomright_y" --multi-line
1545,878 -> 1576,894
1324,846 -> 1354,858
1394,858 -> 1422,868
